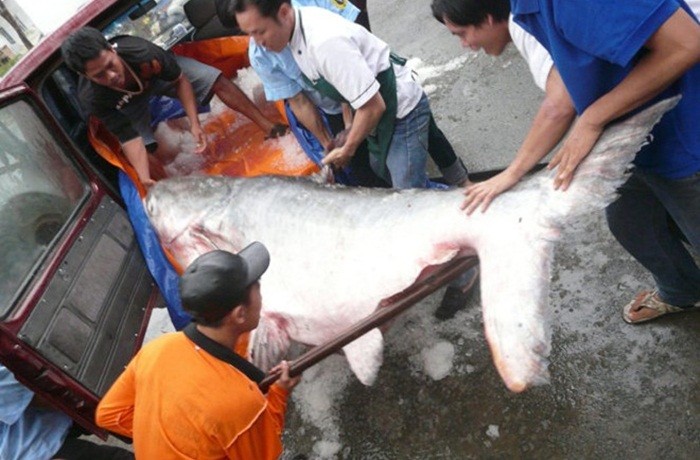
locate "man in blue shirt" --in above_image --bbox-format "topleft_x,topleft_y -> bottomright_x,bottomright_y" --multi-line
1,365 -> 133,460
432,0 -> 700,323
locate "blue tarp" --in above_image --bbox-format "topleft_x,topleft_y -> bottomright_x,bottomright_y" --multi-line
284,101 -> 358,185
149,96 -> 211,128
119,172 -> 192,330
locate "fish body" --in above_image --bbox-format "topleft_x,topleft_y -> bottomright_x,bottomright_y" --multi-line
145,98 -> 678,391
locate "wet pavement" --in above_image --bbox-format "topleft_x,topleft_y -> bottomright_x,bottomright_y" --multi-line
279,1 -> 700,458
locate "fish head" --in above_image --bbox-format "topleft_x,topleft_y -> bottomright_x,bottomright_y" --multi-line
145,176 -> 246,267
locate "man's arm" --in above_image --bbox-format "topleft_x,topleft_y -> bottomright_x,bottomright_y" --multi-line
90,98 -> 156,187
341,102 -> 353,130
323,91 -> 385,168
551,8 -> 700,190
328,103 -> 355,153
173,73 -> 206,153
211,75 -> 288,138
121,138 -> 156,188
287,91 -> 333,150
0,366 -> 34,425
95,363 -> 137,438
463,67 -> 576,214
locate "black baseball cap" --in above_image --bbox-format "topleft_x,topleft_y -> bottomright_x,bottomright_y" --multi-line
179,242 -> 270,323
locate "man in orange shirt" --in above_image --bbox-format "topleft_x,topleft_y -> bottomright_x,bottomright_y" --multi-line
96,242 -> 300,459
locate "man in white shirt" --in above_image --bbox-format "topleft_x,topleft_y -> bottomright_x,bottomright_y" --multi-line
218,0 -> 469,187
234,0 -> 444,189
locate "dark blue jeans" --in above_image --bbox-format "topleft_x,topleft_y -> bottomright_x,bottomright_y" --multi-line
372,94 -> 446,189
606,168 -> 700,306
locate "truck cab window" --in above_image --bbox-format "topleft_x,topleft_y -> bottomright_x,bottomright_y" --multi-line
103,0 -> 194,48
0,100 -> 88,314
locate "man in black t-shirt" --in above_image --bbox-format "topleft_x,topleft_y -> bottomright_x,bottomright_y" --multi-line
62,27 -> 288,188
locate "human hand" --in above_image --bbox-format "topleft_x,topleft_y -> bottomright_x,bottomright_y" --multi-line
314,165 -> 335,184
323,129 -> 350,154
266,123 -> 289,139
548,117 -> 604,191
331,129 -> 350,150
322,144 -> 354,169
461,170 -> 519,215
270,360 -> 301,391
191,124 -> 207,154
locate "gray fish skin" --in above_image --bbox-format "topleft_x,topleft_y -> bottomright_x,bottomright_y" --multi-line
145,97 -> 678,392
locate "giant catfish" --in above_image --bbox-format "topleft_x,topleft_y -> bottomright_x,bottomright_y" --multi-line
145,97 -> 678,392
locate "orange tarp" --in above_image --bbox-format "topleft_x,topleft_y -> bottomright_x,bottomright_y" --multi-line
171,36 -> 251,80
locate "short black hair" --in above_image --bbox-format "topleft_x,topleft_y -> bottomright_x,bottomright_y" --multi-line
61,27 -> 111,74
431,0 -> 510,26
231,0 -> 291,18
191,286 -> 255,328
215,0 -> 238,28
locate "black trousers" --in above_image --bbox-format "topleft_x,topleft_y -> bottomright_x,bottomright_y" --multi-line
353,0 -> 371,30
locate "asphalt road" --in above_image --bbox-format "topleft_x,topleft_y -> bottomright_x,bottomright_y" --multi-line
279,1 -> 700,459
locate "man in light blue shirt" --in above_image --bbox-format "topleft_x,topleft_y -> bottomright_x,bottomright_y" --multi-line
1,365 -> 132,460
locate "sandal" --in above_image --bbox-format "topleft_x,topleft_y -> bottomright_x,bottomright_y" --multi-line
622,290 -> 700,324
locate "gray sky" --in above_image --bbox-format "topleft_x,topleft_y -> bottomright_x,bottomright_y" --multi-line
15,0 -> 88,34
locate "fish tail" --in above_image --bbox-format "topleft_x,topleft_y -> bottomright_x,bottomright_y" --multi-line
539,97 -> 680,228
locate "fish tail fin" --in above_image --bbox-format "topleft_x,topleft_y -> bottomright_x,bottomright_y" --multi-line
342,328 -> 384,386
249,312 -> 292,372
540,97 -> 680,227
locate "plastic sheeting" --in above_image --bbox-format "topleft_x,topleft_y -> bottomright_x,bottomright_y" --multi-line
284,101 -> 359,185
149,95 -> 211,127
119,171 -> 192,330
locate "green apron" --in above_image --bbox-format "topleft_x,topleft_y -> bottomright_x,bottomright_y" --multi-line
302,54 -> 406,182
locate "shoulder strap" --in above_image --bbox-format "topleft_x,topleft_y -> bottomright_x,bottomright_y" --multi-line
183,324 -> 267,388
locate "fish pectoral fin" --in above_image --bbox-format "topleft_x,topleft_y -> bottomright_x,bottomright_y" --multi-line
249,314 -> 291,373
342,328 -> 384,386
